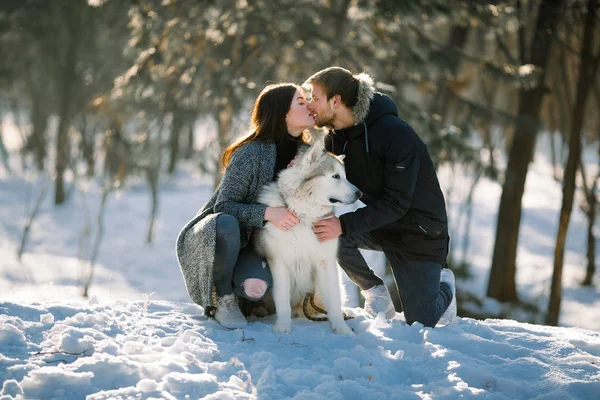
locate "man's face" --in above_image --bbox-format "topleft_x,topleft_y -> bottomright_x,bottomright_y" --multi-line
308,83 -> 335,128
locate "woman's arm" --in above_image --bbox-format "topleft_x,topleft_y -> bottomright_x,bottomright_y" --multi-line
214,142 -> 300,230
213,143 -> 268,227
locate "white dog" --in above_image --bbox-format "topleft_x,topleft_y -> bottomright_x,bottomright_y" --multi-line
253,142 -> 361,334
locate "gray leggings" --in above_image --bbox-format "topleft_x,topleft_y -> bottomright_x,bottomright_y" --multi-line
213,214 -> 273,300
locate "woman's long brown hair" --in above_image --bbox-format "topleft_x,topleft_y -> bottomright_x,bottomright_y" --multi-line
221,83 -> 309,170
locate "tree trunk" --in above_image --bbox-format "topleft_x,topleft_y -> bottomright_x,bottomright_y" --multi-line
26,93 -> 48,171
487,0 -> 564,302
79,115 -> 96,178
213,100 -> 233,190
184,121 -> 194,159
549,130 -> 560,181
146,165 -> 159,244
430,25 -> 470,124
54,103 -> 71,204
17,178 -> 50,260
582,145 -> 600,286
145,112 -> 164,244
546,0 -> 598,325
0,119 -> 10,173
168,108 -> 183,174
54,10 -> 80,205
582,181 -> 596,286
460,171 -> 482,265
83,185 -> 110,298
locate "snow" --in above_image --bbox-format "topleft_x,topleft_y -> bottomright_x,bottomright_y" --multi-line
1,121 -> 600,398
1,300 -> 599,399
440,133 -> 600,331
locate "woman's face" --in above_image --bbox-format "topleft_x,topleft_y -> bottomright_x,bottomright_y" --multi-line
286,89 -> 316,136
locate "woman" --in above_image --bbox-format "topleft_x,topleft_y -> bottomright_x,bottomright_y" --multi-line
176,83 -> 316,329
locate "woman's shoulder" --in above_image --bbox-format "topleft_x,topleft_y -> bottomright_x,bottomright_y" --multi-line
233,140 -> 274,159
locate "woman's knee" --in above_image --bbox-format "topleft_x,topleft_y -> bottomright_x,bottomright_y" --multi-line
242,278 -> 268,300
216,214 -> 240,243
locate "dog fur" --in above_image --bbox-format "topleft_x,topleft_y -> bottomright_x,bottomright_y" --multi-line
253,141 -> 361,334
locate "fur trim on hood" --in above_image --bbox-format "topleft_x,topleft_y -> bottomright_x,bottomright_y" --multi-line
351,72 -> 375,123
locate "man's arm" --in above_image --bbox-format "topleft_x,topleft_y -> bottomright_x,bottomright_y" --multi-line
340,127 -> 420,237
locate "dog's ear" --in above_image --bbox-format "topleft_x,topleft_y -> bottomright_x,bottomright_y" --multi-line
308,127 -> 327,147
302,142 -> 324,165
337,154 -> 346,162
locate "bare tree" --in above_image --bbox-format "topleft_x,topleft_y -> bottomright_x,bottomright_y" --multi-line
54,5 -> 83,205
82,183 -> 110,298
579,153 -> 599,286
77,114 -> 100,178
143,118 -> 162,245
183,121 -> 195,160
17,176 -> 51,260
547,0 -> 599,325
167,107 -> 183,175
488,0 -> 565,302
81,122 -> 128,297
0,117 -> 10,173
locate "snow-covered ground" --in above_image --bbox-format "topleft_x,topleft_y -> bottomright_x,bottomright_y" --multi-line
1,121 -> 600,398
1,299 -> 599,399
440,134 -> 600,330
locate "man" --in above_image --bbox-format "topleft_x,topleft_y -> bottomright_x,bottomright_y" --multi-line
305,67 -> 456,327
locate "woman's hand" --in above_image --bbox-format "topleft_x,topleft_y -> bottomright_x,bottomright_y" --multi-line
287,156 -> 298,168
264,206 -> 300,231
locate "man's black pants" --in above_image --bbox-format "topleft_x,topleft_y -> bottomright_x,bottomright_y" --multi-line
337,231 -> 452,328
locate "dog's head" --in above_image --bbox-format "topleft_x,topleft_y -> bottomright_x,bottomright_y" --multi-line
278,142 -> 362,210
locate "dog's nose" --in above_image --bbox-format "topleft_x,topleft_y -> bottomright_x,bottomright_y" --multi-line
355,190 -> 362,199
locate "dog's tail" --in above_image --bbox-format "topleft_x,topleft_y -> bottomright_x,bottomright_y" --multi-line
303,293 -> 354,321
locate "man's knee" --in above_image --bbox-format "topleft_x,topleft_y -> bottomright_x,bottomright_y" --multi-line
404,304 -> 438,328
337,235 -> 360,256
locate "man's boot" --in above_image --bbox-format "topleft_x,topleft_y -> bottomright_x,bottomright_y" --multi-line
438,269 -> 457,326
361,285 -> 396,320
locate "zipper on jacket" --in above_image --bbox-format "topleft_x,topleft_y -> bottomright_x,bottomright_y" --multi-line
363,121 -> 369,153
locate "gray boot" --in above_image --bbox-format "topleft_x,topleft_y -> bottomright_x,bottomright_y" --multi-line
215,294 -> 247,329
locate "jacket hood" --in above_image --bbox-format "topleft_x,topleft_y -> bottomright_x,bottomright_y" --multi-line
365,93 -> 399,125
351,73 -> 375,123
351,73 -> 398,124
332,74 -> 400,154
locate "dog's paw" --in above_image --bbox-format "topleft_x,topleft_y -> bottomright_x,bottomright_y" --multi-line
273,320 -> 292,334
332,323 -> 354,336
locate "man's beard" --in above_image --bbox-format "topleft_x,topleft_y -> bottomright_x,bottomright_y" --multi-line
315,113 -> 335,128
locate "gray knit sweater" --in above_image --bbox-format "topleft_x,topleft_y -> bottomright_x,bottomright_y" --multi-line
175,141 -> 276,312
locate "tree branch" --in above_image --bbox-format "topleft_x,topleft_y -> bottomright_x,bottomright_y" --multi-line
517,0 -> 527,63
495,33 -> 518,65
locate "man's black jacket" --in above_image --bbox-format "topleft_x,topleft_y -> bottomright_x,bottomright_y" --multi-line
325,93 -> 449,264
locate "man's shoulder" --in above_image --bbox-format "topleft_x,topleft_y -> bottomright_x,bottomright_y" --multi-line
372,112 -> 412,129
372,114 -> 418,140
368,116 -> 425,158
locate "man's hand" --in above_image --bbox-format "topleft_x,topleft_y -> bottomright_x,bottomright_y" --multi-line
312,214 -> 342,242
